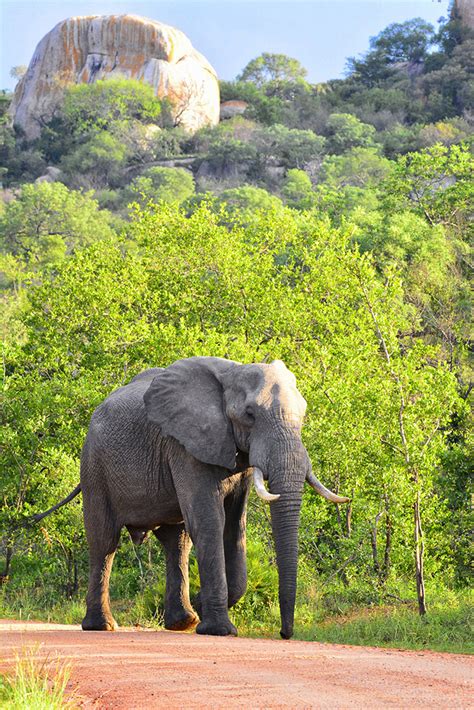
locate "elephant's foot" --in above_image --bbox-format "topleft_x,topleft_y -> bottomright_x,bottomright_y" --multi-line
196,618 -> 238,637
164,610 -> 199,632
191,592 -> 202,617
82,611 -> 118,631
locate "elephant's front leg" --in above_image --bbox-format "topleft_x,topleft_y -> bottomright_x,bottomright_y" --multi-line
176,474 -> 237,636
153,523 -> 199,631
224,478 -> 250,608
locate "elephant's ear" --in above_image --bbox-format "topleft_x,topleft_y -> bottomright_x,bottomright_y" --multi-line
144,357 -> 239,470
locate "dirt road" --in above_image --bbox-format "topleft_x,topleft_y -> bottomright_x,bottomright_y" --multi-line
0,620 -> 472,709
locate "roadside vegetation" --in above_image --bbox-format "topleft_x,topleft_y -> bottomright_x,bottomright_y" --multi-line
0,650 -> 76,709
1,3 -> 472,654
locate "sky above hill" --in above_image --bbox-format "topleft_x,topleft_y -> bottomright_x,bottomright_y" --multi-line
1,0 -> 450,91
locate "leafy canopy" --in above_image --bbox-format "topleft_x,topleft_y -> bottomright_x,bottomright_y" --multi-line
128,167 -> 195,206
238,53 -> 308,87
370,18 -> 436,64
325,113 -> 376,153
0,182 -> 116,269
62,79 -> 162,133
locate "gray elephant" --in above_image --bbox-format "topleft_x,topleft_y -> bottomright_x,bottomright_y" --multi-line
38,357 -> 348,639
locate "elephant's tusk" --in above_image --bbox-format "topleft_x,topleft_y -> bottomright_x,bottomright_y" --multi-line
306,471 -> 350,504
253,467 -> 280,502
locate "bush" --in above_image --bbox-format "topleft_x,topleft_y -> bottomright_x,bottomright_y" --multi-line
60,132 -> 130,189
0,182 -> 116,269
127,166 -> 195,206
281,169 -> 315,210
62,79 -> 162,133
325,113 -> 376,153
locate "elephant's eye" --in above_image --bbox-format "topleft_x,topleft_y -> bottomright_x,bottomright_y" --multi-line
245,406 -> 255,422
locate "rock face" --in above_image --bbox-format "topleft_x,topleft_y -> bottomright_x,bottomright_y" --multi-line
10,14 -> 220,139
454,0 -> 474,30
220,100 -> 248,120
35,166 -> 62,184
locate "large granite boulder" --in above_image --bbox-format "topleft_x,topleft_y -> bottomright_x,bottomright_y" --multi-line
10,14 -> 220,139
455,0 -> 474,30
220,100 -> 249,120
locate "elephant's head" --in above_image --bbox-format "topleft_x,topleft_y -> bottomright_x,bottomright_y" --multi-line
144,356 -> 348,639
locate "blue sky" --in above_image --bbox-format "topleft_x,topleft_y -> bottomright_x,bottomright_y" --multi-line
0,0 -> 450,91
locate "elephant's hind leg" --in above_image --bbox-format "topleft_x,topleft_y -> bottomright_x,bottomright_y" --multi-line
224,481 -> 250,608
82,496 -> 121,632
154,524 -> 199,631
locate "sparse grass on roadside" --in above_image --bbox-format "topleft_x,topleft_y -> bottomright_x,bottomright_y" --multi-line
0,648 -> 78,709
0,592 -> 86,627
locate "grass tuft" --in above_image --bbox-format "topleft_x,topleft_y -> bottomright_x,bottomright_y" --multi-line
0,648 -> 78,709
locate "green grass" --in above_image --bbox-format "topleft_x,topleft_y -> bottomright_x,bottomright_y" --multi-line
0,649 -> 77,709
231,585 -> 474,654
294,599 -> 474,654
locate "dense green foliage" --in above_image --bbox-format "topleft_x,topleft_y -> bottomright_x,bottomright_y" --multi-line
1,4 -> 472,647
0,182 -> 116,269
127,166 -> 195,207
62,79 -> 162,133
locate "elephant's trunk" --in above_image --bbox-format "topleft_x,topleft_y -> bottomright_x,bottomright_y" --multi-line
263,437 -> 307,639
269,490 -> 302,639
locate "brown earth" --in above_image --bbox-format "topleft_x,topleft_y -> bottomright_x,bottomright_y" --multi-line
0,620 -> 472,709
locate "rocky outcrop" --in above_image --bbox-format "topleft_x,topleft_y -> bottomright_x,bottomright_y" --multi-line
454,0 -> 474,30
35,166 -> 62,184
220,100 -> 248,120
10,14 -> 220,139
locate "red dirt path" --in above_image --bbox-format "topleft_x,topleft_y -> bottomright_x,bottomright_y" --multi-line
0,620 -> 472,709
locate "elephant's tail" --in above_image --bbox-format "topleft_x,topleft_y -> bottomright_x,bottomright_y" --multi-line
31,484 -> 82,524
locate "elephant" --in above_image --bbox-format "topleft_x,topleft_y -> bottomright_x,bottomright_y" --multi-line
38,356 -> 349,639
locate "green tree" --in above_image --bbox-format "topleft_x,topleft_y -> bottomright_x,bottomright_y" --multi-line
370,18 -> 436,64
422,40 -> 474,119
381,142 -> 473,377
436,2 -> 474,57
0,182 -> 116,269
281,169 -> 315,210
417,119 -> 472,148
219,80 -> 285,125
0,96 -> 47,186
62,79 -> 162,133
206,138 -> 259,173
378,123 -> 423,159
238,53 -> 308,87
326,113 -> 376,153
311,147 -> 390,221
347,19 -> 436,87
152,128 -> 187,159
383,142 -> 473,235
128,167 -> 195,206
258,124 -> 326,168
216,185 -> 283,223
320,147 -> 391,188
60,132 -> 129,189
351,264 -> 459,614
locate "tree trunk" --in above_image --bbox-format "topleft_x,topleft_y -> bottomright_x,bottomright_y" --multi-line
381,505 -> 392,584
414,491 -> 427,616
0,546 -> 13,584
371,523 -> 380,577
